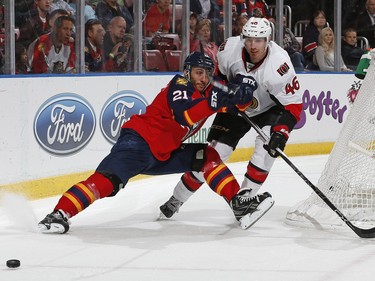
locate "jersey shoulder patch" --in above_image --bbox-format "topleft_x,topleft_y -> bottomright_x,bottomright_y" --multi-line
276,62 -> 290,76
175,76 -> 189,86
169,75 -> 195,93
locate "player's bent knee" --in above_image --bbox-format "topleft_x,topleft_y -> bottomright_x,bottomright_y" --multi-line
96,171 -> 125,197
201,146 -> 224,173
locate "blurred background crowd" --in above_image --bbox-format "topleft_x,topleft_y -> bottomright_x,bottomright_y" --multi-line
0,0 -> 372,75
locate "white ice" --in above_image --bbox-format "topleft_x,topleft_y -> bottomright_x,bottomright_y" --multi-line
1,155 -> 375,281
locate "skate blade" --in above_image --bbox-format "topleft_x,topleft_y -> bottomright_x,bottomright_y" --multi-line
239,197 -> 275,230
157,212 -> 170,221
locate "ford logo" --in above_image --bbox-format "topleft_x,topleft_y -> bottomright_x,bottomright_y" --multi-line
34,93 -> 96,155
100,90 -> 148,144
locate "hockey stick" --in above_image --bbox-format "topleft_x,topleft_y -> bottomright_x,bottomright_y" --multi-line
238,111 -> 375,238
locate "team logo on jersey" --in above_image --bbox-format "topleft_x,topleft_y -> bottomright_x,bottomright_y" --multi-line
34,93 -> 96,155
176,77 -> 188,86
37,43 -> 46,52
247,97 -> 259,110
100,90 -> 148,144
277,62 -> 290,76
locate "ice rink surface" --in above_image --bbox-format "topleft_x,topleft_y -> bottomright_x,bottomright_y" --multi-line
1,154 -> 375,281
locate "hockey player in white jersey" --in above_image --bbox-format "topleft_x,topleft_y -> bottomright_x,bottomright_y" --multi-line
159,17 -> 303,229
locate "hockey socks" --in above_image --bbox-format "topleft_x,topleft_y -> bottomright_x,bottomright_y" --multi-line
202,146 -> 239,201
53,172 -> 114,218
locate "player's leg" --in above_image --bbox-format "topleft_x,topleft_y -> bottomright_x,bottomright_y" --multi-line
240,128 -> 276,197
159,112 -> 247,218
239,107 -> 286,196
153,143 -> 239,217
153,142 -> 274,227
159,141 -> 234,218
38,129 -> 151,234
191,144 -> 273,228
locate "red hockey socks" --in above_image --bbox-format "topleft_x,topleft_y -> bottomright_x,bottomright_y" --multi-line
53,172 -> 114,218
245,162 -> 269,184
201,146 -> 240,201
181,172 -> 204,192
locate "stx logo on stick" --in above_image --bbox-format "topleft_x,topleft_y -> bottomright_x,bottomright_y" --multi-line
210,91 -> 218,108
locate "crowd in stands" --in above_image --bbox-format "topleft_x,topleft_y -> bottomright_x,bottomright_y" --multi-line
0,0 -> 373,74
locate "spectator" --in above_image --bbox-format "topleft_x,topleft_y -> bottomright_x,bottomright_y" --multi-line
190,0 -> 221,43
50,0 -> 75,17
18,0 -> 52,48
15,42 -> 30,74
191,18 -> 219,74
123,0 -> 133,18
354,0 -> 375,48
342,27 -> 366,71
232,14 -> 248,36
245,0 -> 272,19
95,0 -> 133,33
191,0 -> 220,21
27,9 -> 70,68
281,15 -> 305,71
85,19 -> 105,72
142,0 -> 171,37
231,1 -> 249,18
302,10 -> 328,70
69,0 -> 97,23
31,15 -> 76,74
103,16 -> 133,72
189,12 -> 199,48
315,27 -> 350,72
86,0 -> 100,9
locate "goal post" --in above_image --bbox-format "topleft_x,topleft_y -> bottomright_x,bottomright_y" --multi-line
285,50 -> 375,230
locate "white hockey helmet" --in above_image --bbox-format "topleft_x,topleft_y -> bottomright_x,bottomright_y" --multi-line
241,17 -> 272,43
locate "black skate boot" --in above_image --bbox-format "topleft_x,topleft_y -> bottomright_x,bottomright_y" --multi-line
159,196 -> 183,219
38,210 -> 70,234
230,189 -> 274,229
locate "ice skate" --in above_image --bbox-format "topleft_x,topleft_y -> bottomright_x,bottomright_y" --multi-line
38,210 -> 70,234
159,195 -> 183,219
230,190 -> 274,230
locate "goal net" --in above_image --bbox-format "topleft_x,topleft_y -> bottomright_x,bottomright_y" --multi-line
285,50 -> 375,230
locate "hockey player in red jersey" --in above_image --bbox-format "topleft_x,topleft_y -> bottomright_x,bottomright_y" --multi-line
38,52 -> 258,234
160,17 -> 303,229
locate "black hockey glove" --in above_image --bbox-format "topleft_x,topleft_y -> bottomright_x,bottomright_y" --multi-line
234,74 -> 258,92
232,74 -> 258,111
264,126 -> 290,158
208,75 -> 257,111
208,83 -> 251,110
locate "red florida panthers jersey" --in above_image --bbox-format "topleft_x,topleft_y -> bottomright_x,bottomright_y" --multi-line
31,33 -> 75,74
123,75 -> 217,161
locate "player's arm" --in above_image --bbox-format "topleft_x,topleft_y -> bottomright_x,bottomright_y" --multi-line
266,70 -> 303,157
167,75 -> 255,127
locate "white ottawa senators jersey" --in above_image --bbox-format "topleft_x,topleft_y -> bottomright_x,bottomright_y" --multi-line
217,36 -> 302,118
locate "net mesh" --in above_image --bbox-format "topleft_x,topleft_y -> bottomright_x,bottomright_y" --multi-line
285,51 -> 375,229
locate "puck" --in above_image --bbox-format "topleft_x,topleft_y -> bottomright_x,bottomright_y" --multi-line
6,259 -> 20,268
